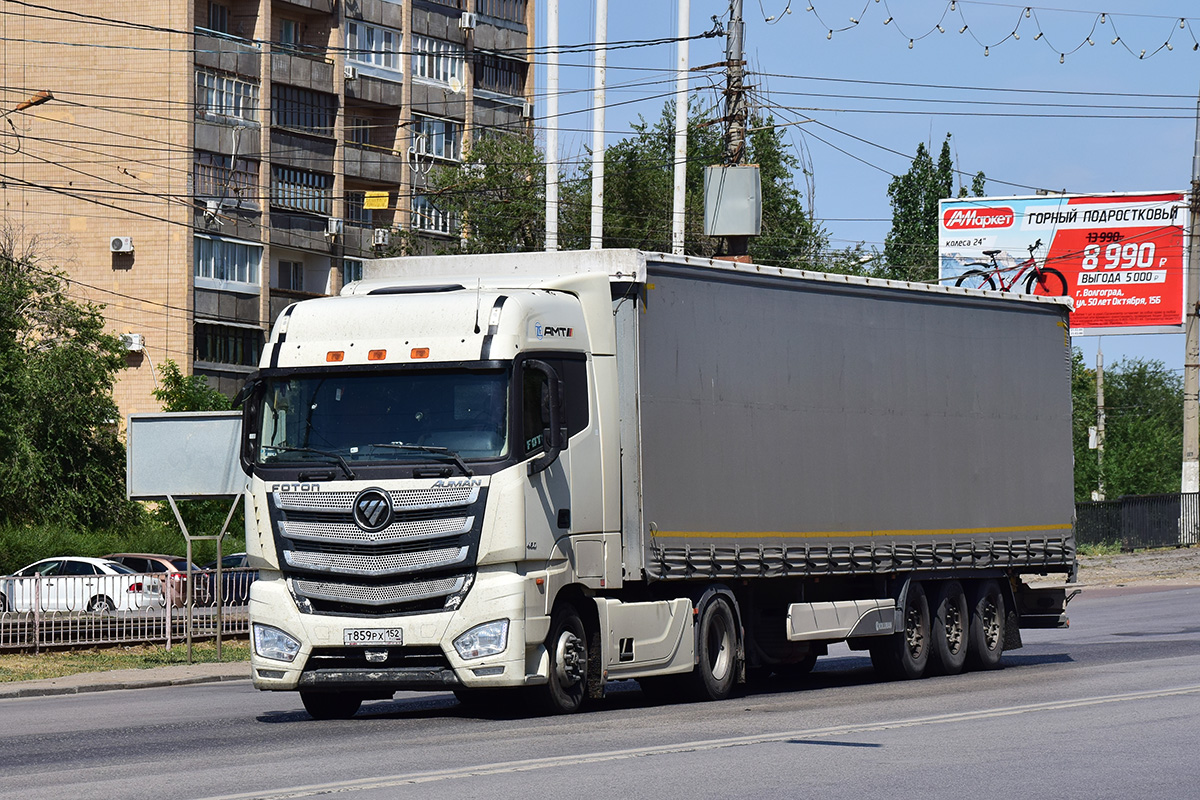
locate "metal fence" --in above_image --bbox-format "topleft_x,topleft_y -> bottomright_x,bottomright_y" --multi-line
0,570 -> 253,652
1075,492 -> 1200,550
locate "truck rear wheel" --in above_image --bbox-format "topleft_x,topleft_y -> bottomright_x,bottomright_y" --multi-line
870,580 -> 930,680
300,690 -> 363,720
929,581 -> 969,675
966,579 -> 1006,670
689,596 -> 738,701
537,603 -> 589,714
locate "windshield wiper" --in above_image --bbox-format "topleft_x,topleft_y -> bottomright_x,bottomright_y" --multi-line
262,446 -> 357,480
365,443 -> 473,477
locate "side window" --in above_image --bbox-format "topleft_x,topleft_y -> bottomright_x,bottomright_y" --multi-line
63,561 -> 98,576
520,356 -> 588,459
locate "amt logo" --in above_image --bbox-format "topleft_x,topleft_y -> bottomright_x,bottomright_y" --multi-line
533,323 -> 574,339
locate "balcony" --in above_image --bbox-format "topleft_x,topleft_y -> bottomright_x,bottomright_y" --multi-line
345,142 -> 403,184
194,30 -> 262,78
269,286 -> 327,323
271,50 -> 335,93
275,0 -> 335,12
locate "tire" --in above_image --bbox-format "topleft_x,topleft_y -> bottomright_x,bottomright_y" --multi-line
86,595 -> 115,613
955,268 -> 996,291
536,603 -> 589,714
1025,267 -> 1068,296
0,593 -> 7,613
869,581 -> 930,680
966,580 -> 1006,670
774,647 -> 820,681
300,690 -> 363,720
688,596 -> 739,701
929,581 -> 969,676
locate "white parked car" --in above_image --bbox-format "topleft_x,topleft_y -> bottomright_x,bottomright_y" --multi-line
0,557 -> 163,613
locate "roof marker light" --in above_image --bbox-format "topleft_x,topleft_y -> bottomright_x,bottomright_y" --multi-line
368,349 -> 387,361
411,348 -> 430,359
326,351 -> 344,362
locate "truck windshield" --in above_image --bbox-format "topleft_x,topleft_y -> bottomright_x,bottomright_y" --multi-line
255,369 -> 510,466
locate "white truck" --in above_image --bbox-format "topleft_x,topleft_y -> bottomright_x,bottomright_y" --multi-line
237,249 -> 1076,718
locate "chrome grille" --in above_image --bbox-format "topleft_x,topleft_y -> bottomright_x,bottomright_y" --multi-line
283,546 -> 469,576
292,575 -> 466,606
279,517 -> 473,544
276,485 -> 480,513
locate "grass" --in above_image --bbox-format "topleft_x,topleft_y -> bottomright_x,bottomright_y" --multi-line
0,639 -> 250,683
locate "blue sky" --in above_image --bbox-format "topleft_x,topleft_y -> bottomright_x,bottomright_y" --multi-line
535,1 -> 1200,373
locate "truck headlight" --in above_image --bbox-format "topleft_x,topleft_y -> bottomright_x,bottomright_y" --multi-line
453,619 -> 509,660
253,623 -> 301,663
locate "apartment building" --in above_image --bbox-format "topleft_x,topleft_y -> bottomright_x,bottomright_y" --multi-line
1,0 -> 533,416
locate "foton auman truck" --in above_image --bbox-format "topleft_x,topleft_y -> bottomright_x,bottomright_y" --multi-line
239,249 -> 1076,718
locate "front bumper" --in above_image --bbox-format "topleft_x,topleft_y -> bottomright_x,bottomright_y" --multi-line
249,567 -> 534,693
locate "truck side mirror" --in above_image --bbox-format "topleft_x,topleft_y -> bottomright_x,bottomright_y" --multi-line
526,359 -> 566,476
236,377 -> 262,476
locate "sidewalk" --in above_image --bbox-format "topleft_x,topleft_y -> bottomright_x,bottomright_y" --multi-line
0,660 -> 250,699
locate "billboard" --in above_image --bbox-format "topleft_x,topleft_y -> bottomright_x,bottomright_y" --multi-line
939,192 -> 1187,335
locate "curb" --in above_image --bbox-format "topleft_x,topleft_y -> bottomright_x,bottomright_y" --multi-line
0,665 -> 251,700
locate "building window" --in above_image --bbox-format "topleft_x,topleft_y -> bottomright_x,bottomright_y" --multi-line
195,322 -> 264,367
412,195 -> 456,236
280,18 -> 301,52
194,236 -> 261,284
194,151 -> 259,204
271,85 -> 336,136
346,21 -> 402,72
343,259 -> 364,285
277,261 -> 304,291
348,117 -> 373,146
271,167 -> 332,215
475,53 -> 527,97
477,0 -> 527,23
345,192 -> 372,227
413,115 -> 461,161
207,2 -> 230,33
412,35 -> 464,85
195,69 -> 259,122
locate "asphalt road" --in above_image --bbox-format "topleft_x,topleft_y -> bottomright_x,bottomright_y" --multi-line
1,585 -> 1197,800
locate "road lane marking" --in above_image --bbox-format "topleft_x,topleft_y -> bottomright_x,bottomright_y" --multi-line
204,684 -> 1200,799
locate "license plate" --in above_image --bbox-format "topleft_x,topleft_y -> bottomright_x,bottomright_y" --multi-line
343,627 -> 403,645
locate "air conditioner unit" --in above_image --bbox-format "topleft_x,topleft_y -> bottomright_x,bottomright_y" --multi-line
521,101 -> 534,120
344,64 -> 358,80
459,11 -> 477,30
110,236 -> 134,253
373,228 -> 391,247
326,217 -> 344,237
119,333 -> 145,353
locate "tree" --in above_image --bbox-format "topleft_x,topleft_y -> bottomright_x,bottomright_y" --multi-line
882,134 -> 985,282
1071,348 -> 1182,500
427,133 -> 547,253
0,233 -> 133,528
153,359 -> 230,412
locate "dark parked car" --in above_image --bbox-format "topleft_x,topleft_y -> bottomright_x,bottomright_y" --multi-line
200,553 -> 258,606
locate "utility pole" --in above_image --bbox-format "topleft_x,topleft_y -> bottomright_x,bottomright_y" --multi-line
545,0 -> 559,251
589,0 -> 608,249
671,0 -> 690,255
1095,341 -> 1106,501
1182,90 -> 1200,494
723,0 -> 748,258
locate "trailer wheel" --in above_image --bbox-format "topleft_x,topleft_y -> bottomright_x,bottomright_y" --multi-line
870,581 -> 930,680
300,691 -> 363,720
966,579 -> 1006,670
690,596 -> 738,701
929,581 -> 969,675
538,603 -> 588,714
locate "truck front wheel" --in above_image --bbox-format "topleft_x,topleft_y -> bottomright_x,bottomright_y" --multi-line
300,690 -> 363,720
539,603 -> 588,714
689,596 -> 738,701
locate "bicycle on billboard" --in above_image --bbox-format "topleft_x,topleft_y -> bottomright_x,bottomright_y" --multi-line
954,239 -> 1068,296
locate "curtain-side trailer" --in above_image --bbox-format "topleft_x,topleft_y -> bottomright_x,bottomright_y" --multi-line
236,249 -> 1076,718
